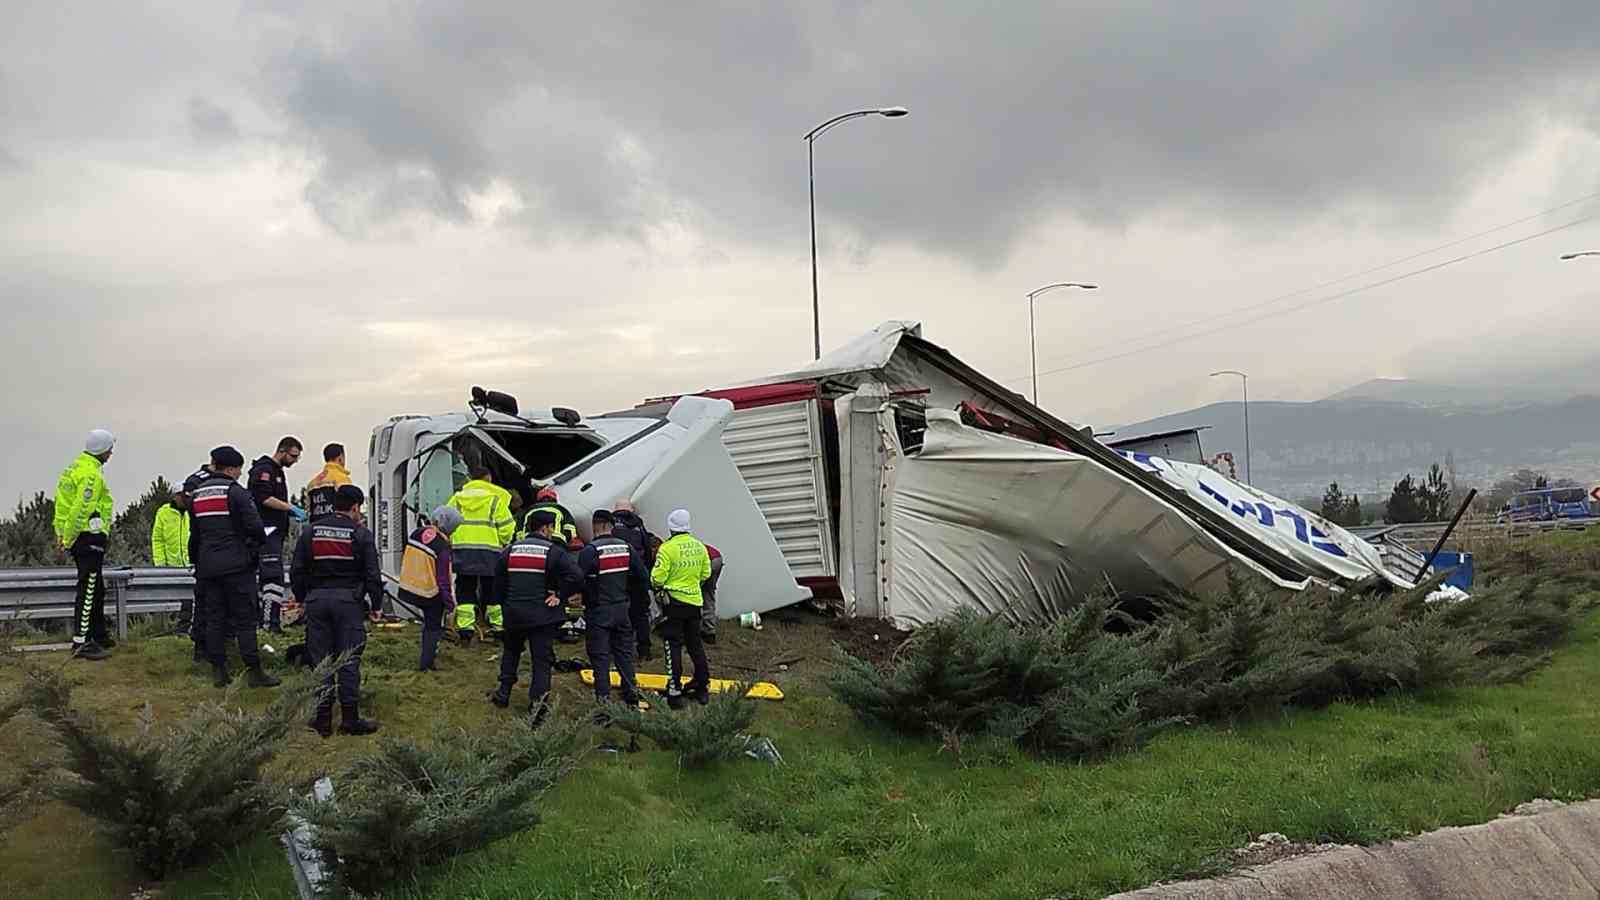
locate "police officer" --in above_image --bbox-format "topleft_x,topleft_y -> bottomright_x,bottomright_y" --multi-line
181,461 -> 216,661
54,429 -> 117,661
610,499 -> 657,660
579,510 -> 649,710
520,485 -> 579,547
650,508 -> 712,709
248,437 -> 306,634
305,442 -> 351,523
291,484 -> 383,737
446,465 -> 515,643
191,446 -> 281,689
490,509 -> 582,723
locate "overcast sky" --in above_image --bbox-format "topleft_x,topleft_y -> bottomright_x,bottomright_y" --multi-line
4,1 -> 1600,509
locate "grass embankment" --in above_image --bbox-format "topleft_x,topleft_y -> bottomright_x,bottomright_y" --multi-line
2,530 -> 1599,899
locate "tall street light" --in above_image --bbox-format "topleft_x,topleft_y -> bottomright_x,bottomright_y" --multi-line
1210,369 -> 1252,485
806,106 -> 909,360
1559,251 -> 1600,260
1026,282 -> 1098,405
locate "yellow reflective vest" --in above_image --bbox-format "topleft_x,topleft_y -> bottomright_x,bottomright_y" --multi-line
54,452 -> 114,548
651,533 -> 711,605
150,504 -> 190,566
446,479 -> 515,556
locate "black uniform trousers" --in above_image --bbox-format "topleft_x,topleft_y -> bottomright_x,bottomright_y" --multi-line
200,570 -> 261,668
305,588 -> 367,708
413,596 -> 446,671
656,600 -> 709,694
257,530 -> 286,630
69,533 -> 109,645
629,589 -> 653,653
497,624 -> 562,707
585,603 -> 638,702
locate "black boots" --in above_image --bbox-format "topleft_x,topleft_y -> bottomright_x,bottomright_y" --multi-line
245,666 -> 281,688
488,688 -> 510,708
72,642 -> 110,661
309,705 -> 333,739
339,703 -> 379,736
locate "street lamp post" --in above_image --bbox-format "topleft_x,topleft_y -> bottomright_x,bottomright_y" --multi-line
1559,251 -> 1600,260
806,106 -> 908,360
1025,282 -> 1098,405
1210,370 -> 1252,485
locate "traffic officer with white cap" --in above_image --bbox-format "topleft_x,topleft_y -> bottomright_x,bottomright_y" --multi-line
53,429 -> 117,660
650,508 -> 713,708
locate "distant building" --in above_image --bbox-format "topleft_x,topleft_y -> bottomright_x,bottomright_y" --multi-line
1105,426 -> 1209,465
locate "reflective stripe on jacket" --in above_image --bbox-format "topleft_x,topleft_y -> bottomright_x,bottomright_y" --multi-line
54,452 -> 114,547
651,533 -> 711,606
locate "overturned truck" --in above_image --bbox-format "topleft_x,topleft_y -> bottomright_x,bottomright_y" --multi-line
648,321 -> 1417,628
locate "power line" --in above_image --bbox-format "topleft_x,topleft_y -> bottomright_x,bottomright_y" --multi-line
1022,209 -> 1600,383
1016,189 -> 1600,383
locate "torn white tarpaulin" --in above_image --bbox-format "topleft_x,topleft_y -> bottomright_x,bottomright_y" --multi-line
867,410 -> 1416,629
877,410 -> 1313,628
1113,450 -> 1415,589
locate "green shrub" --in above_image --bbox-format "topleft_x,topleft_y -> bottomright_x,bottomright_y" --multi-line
295,713 -> 588,896
831,566 -> 1596,763
21,663 -> 321,878
603,686 -> 760,767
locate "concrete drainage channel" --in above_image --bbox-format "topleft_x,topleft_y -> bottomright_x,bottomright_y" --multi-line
1105,799 -> 1600,899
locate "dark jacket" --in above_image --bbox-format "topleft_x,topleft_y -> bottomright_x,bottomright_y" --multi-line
610,510 -> 655,599
494,534 -> 582,630
289,512 -> 384,612
579,534 -> 650,606
188,472 -> 267,578
247,455 -> 290,531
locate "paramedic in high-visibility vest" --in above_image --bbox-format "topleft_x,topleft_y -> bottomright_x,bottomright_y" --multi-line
397,505 -> 463,672
150,485 -> 195,641
54,429 -> 117,661
305,442 -> 352,523
446,465 -> 514,643
650,508 -> 713,709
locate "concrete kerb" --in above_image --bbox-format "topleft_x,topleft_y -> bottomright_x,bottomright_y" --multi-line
1105,799 -> 1600,899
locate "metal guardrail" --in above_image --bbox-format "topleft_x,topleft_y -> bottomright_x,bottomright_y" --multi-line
1349,517 -> 1599,547
0,566 -> 195,640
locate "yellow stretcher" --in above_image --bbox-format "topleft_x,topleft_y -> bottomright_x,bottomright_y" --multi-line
579,670 -> 785,701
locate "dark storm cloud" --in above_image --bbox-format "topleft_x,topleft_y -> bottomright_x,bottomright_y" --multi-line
257,1 -> 1600,262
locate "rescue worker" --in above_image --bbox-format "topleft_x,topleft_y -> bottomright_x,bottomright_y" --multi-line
305,442 -> 351,523
397,505 -> 463,672
579,510 -> 648,710
490,509 -> 582,723
291,485 -> 383,737
53,429 -> 117,660
248,437 -> 306,634
191,445 -> 280,688
702,543 -> 724,644
650,508 -> 712,709
446,465 -> 514,643
520,485 -> 579,547
610,499 -> 657,659
150,487 -> 193,636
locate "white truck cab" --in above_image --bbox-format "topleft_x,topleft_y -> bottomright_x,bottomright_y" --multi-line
367,389 -> 808,620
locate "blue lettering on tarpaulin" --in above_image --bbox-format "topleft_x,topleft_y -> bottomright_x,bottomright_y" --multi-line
1199,480 -> 1230,507
1309,525 -> 1348,557
1273,507 -> 1309,543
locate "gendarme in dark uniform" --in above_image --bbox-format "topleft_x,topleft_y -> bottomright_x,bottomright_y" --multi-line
189,446 -> 280,689
490,509 -> 582,723
290,484 -> 383,738
578,509 -> 649,707
247,446 -> 297,632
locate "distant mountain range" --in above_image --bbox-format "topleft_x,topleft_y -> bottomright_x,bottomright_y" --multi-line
1116,379 -> 1600,502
